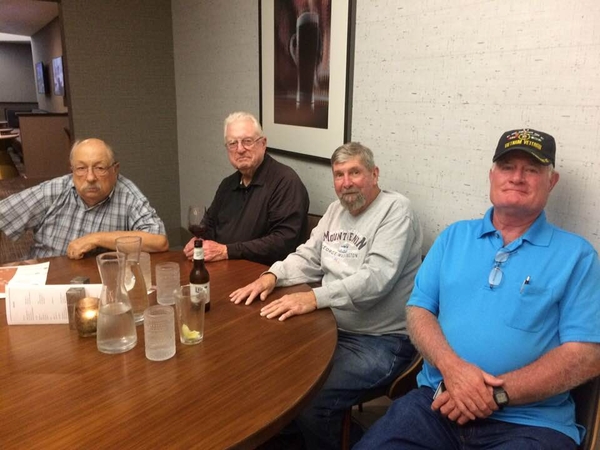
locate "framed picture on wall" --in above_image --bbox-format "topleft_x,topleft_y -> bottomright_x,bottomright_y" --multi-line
35,61 -> 47,95
259,0 -> 356,160
52,56 -> 65,96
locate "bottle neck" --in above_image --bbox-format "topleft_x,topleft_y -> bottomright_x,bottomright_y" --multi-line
193,247 -> 205,262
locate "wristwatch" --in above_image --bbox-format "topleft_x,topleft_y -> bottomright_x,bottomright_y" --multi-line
493,387 -> 509,409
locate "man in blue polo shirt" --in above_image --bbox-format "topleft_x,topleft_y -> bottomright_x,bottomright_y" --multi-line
355,128 -> 600,449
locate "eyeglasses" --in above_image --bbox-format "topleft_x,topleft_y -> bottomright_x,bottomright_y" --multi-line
225,136 -> 263,152
488,250 -> 511,288
72,162 -> 117,177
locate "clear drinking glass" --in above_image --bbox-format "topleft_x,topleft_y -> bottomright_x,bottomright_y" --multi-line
156,262 -> 180,306
175,284 -> 205,345
143,305 -> 176,361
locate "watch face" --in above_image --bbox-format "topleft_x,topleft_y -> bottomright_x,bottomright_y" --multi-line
493,388 -> 509,406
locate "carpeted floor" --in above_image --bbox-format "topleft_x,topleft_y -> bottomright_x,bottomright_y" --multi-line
255,397 -> 392,450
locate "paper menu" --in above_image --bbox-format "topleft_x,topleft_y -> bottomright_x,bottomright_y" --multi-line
0,262 -> 50,299
6,284 -> 102,325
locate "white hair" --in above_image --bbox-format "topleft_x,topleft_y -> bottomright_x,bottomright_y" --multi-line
223,112 -> 263,141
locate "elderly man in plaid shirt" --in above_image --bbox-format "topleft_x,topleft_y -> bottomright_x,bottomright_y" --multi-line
0,138 -> 168,260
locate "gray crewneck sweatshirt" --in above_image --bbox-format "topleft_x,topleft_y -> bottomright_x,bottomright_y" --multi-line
269,190 -> 423,335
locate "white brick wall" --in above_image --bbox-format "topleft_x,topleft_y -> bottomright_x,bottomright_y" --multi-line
174,0 -> 600,251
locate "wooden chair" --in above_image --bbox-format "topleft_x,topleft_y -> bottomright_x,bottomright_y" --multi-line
573,376 -> 600,450
0,230 -> 33,264
303,213 -> 322,244
340,352 -> 423,450
0,177 -> 39,263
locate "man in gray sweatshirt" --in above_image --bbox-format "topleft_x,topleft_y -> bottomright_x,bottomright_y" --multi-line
230,142 -> 423,450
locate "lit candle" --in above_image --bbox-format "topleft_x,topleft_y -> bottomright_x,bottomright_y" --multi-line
75,297 -> 99,337
83,309 -> 97,320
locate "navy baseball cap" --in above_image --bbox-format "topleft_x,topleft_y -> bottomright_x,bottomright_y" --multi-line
493,128 -> 556,166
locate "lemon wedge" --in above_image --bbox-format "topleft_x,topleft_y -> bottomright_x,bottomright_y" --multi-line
182,324 -> 200,339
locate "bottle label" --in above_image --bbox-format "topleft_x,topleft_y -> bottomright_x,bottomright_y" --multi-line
190,282 -> 210,305
193,247 -> 205,260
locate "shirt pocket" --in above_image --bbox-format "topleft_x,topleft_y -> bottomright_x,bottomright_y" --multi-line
502,286 -> 554,333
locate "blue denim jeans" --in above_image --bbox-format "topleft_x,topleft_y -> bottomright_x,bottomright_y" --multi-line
354,387 -> 577,450
295,330 -> 416,450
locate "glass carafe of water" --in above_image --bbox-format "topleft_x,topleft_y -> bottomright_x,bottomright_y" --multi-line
96,252 -> 137,354
115,236 -> 149,324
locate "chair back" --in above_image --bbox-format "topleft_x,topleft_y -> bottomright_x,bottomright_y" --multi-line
0,230 -> 33,264
572,376 -> 600,450
387,352 -> 423,399
303,213 -> 322,243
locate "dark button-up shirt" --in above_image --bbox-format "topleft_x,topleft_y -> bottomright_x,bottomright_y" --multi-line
203,154 -> 309,265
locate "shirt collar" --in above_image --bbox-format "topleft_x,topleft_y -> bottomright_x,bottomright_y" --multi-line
69,174 -> 117,211
233,153 -> 272,191
479,207 -> 553,247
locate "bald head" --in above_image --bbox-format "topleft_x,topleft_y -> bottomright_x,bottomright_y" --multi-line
70,138 -> 115,165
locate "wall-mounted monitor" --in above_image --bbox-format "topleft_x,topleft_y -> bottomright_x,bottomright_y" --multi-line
52,56 -> 64,96
35,61 -> 48,95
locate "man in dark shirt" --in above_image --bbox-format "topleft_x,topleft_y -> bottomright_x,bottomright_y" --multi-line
183,112 -> 309,265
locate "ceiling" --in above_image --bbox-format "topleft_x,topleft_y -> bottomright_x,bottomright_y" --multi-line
0,0 -> 58,40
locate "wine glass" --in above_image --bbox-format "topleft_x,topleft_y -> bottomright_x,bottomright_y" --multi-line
188,205 -> 207,239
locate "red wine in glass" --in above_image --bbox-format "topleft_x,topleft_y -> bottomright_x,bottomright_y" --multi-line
188,206 -> 207,238
189,224 -> 206,238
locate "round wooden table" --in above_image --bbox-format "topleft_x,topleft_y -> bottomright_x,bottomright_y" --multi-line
0,252 -> 337,449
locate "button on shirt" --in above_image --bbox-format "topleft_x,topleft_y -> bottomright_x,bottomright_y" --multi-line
0,174 -> 166,259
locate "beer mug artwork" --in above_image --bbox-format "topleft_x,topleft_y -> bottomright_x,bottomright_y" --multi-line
289,11 -> 320,109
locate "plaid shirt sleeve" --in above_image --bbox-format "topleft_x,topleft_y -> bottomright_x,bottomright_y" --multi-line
0,182 -> 50,241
